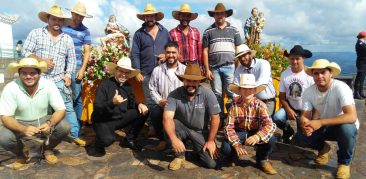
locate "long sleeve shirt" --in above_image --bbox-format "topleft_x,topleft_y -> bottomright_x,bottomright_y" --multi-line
224,97 -> 276,146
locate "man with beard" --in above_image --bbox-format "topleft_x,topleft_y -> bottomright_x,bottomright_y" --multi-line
0,58 -> 70,169
203,3 -> 242,118
62,1 -> 93,146
233,44 -> 276,116
170,4 -> 202,68
149,41 -> 186,151
22,5 -> 77,143
131,3 -> 171,109
163,64 -> 221,170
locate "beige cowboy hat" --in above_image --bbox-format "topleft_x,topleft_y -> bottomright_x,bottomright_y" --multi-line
229,74 -> 266,95
208,3 -> 233,17
7,58 -> 48,73
107,57 -> 140,79
137,3 -> 164,21
176,64 -> 206,82
172,4 -> 198,21
235,44 -> 257,58
38,5 -> 67,23
305,59 -> 341,77
66,1 -> 93,18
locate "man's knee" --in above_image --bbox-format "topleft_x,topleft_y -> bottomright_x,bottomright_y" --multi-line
54,119 -> 71,139
202,156 -> 217,169
338,124 -> 357,139
0,127 -> 18,149
97,135 -> 115,147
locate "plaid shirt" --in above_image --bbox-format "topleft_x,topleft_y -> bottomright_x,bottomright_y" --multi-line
22,27 -> 76,83
170,25 -> 202,66
224,97 -> 276,146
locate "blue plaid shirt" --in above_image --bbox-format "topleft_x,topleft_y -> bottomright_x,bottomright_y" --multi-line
22,27 -> 76,83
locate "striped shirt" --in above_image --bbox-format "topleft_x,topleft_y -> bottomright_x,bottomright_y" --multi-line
224,97 -> 276,146
22,27 -> 76,83
62,24 -> 91,67
170,25 -> 202,66
202,22 -> 242,67
149,62 -> 186,104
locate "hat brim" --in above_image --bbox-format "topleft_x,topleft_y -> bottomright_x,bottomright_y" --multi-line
172,11 -> 198,21
229,83 -> 266,96
66,8 -> 93,18
235,50 -> 256,59
7,62 -> 48,74
305,63 -> 341,77
208,9 -> 233,17
176,74 -> 206,82
107,62 -> 140,79
284,49 -> 312,58
137,12 -> 164,21
38,11 -> 66,23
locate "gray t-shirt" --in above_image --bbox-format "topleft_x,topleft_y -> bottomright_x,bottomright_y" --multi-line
165,86 -> 221,131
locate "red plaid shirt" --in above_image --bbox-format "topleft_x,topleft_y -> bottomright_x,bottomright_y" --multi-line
170,25 -> 202,67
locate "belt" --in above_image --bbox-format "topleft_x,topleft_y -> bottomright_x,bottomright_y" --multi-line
261,98 -> 275,103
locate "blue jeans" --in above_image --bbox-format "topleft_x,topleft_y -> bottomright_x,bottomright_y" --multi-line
294,124 -> 357,165
55,80 -> 80,139
221,131 -> 276,163
272,107 -> 301,130
210,64 -> 235,113
71,66 -> 83,129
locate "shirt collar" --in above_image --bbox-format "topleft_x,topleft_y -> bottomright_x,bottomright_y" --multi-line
211,21 -> 231,28
15,78 -> 45,97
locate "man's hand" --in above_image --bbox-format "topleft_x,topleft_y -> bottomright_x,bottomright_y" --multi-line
24,126 -> 40,137
301,116 -> 314,136
44,58 -> 54,69
171,137 -> 186,153
304,120 -> 322,133
203,140 -> 218,159
205,69 -> 213,80
64,76 -> 71,87
135,73 -> 144,83
76,68 -> 85,80
245,135 -> 259,146
234,144 -> 248,157
138,103 -> 149,116
112,90 -> 127,105
39,123 -> 51,134
158,99 -> 167,107
285,108 -> 298,121
158,53 -> 166,63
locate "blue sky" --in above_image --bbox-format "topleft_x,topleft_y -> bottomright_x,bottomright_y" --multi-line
1,0 -> 366,52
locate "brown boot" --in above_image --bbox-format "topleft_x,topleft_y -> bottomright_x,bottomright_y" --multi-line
168,157 -> 185,171
336,164 -> 350,179
44,150 -> 58,164
260,161 -> 277,175
314,142 -> 331,165
10,157 -> 27,170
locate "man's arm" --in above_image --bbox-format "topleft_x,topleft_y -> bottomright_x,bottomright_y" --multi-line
65,38 -> 77,80
203,47 -> 212,80
163,110 -> 186,153
317,105 -> 357,127
1,116 -> 39,136
77,44 -> 91,80
256,60 -> 272,85
278,92 -> 297,120
203,113 -> 219,159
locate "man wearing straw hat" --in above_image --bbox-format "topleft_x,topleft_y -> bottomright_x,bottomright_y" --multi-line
62,1 -> 93,147
163,64 -> 221,170
89,57 -> 149,157
220,74 -> 277,174
203,3 -> 242,118
22,5 -> 78,146
0,58 -> 70,169
297,59 -> 358,179
131,3 -> 171,109
170,4 -> 202,68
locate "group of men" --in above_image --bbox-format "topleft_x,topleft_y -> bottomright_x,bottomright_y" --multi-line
0,2 -> 359,178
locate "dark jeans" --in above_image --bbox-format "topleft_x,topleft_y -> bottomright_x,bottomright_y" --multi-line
294,124 -> 357,165
221,131 -> 276,163
150,105 -> 164,140
172,119 -> 217,169
93,109 -> 147,148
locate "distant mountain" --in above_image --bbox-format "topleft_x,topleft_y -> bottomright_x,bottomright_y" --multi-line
305,52 -> 356,75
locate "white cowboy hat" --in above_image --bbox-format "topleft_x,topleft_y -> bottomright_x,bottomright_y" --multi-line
38,5 -> 67,23
106,57 -> 140,79
137,3 -> 164,21
305,59 -> 341,77
66,1 -> 93,18
172,4 -> 198,21
235,44 -> 256,58
229,74 -> 266,95
7,58 -> 48,73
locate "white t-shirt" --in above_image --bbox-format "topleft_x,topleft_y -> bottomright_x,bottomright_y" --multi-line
279,67 -> 314,110
302,79 -> 359,129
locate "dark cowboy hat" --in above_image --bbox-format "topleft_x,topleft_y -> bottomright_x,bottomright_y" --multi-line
284,45 -> 312,58
208,3 -> 233,17
176,64 -> 206,82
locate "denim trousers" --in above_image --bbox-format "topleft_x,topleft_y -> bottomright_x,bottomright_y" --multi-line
272,107 -> 301,130
221,131 -> 276,163
55,80 -> 79,139
71,66 -> 83,129
294,123 -> 357,165
210,64 -> 235,113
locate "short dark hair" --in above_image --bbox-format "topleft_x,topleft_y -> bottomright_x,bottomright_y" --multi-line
164,41 -> 179,51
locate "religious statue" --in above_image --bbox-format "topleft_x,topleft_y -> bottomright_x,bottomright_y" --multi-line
244,8 -> 265,47
100,15 -> 130,49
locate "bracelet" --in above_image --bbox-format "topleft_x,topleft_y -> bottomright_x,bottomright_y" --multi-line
46,120 -> 54,128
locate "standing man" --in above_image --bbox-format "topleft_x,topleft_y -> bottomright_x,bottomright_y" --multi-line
170,4 -> 202,68
163,64 -> 221,170
131,3 -> 171,108
203,3 -> 242,116
22,5 -> 78,144
0,58 -> 70,169
272,45 -> 314,143
353,31 -> 366,99
62,1 -> 93,146
149,41 -> 186,151
233,44 -> 276,116
298,59 -> 358,179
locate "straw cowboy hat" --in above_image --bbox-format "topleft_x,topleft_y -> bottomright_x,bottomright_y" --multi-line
7,58 -> 47,73
208,3 -> 233,17
357,31 -> 366,39
172,4 -> 198,21
38,5 -> 67,23
229,74 -> 266,95
284,45 -> 312,58
305,59 -> 341,77
66,1 -> 93,18
137,3 -> 164,21
176,64 -> 206,82
235,44 -> 257,58
107,57 -> 140,78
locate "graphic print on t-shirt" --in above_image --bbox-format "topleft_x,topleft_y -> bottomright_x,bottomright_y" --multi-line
289,81 -> 302,98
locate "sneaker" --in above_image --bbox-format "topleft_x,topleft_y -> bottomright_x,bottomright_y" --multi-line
259,161 -> 277,175
44,150 -> 58,164
314,142 -> 331,165
168,157 -> 185,171
282,125 -> 295,144
73,138 -> 86,147
336,164 -> 350,179
154,141 -> 167,151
